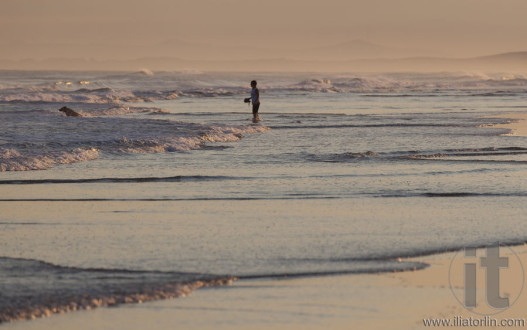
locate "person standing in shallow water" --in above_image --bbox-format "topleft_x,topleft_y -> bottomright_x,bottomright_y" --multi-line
250,80 -> 260,121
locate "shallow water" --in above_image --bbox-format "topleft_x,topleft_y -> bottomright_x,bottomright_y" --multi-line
1,70 -> 527,322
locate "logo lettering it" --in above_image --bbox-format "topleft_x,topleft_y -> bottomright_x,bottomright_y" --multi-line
464,245 -> 509,309
449,242 -> 524,316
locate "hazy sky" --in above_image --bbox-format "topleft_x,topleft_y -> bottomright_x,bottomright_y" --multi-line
1,0 -> 526,59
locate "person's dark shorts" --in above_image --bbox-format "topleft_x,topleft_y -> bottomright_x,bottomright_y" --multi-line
252,102 -> 260,114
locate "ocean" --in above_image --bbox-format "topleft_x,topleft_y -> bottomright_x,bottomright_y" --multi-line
1,70 -> 527,323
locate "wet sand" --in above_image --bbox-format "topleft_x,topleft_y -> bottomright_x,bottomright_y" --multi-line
494,113 -> 527,136
5,244 -> 527,330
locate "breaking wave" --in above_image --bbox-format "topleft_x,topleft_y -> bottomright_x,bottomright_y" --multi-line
0,257 -> 235,324
1,71 -> 527,104
0,117 -> 269,171
0,148 -> 99,172
312,147 -> 527,163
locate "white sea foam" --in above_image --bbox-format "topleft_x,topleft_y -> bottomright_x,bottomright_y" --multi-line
115,124 -> 269,154
0,120 -> 269,171
138,68 -> 154,76
0,256 -> 235,325
0,148 -> 21,159
0,86 -> 178,104
78,106 -> 170,117
2,72 -> 527,105
0,278 -> 234,323
286,73 -> 527,93
0,148 -> 99,172
2,70 -> 525,172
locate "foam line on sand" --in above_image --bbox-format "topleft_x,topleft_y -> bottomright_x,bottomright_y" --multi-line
4,244 -> 527,329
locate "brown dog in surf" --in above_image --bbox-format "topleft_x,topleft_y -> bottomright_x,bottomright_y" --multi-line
59,106 -> 82,117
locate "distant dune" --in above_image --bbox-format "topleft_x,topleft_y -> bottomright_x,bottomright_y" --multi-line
0,52 -> 526,72
345,52 -> 527,72
294,39 -> 443,61
472,51 -> 527,63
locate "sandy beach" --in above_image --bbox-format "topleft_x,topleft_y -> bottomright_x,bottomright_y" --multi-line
5,243 -> 526,330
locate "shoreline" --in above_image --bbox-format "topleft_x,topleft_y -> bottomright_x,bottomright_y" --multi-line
5,244 -> 527,329
493,113 -> 527,136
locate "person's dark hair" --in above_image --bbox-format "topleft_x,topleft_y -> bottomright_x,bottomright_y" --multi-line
251,80 -> 257,86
